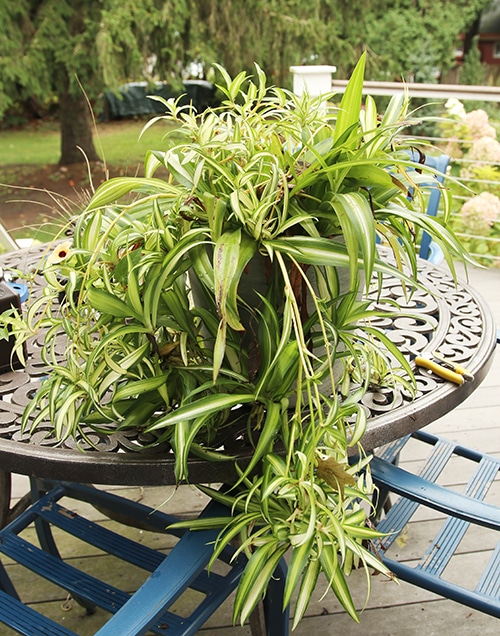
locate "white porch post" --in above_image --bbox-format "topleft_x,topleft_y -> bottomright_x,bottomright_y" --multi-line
289,65 -> 337,98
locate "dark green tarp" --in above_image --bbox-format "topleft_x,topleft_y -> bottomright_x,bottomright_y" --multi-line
103,80 -> 218,119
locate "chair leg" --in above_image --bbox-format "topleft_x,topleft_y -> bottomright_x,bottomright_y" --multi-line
30,478 -> 62,557
0,471 -> 33,528
0,471 -> 10,528
248,557 -> 289,636
0,558 -> 19,599
29,478 -> 96,615
249,602 -> 267,636
263,557 -> 289,636
372,450 -> 401,523
0,480 -> 23,603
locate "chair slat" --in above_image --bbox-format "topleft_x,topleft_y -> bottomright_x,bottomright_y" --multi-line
39,499 -> 166,570
376,437 -> 455,548
0,589 -> 78,636
476,543 -> 500,597
0,532 -> 139,617
377,434 -> 411,463
37,499 -> 224,594
419,457 -> 500,576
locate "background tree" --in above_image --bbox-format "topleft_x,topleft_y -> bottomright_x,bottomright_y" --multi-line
186,1 -> 493,84
364,0 -> 493,83
185,1 -> 370,86
0,0 -> 495,165
0,0 -> 189,164
461,36 -> 488,86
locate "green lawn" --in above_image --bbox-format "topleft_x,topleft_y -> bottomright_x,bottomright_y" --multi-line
0,117 -> 177,167
0,117 -> 179,245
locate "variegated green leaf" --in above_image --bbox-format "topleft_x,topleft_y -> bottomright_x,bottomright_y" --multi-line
167,515 -> 235,532
113,374 -> 169,401
87,287 -> 143,321
145,393 -> 255,431
213,229 -> 257,330
125,267 -> 144,319
381,91 -> 408,128
264,236 -> 421,289
80,209 -> 102,251
320,547 -> 359,622
283,535 -> 314,608
86,177 -> 177,211
144,149 -> 166,178
235,400 -> 282,483
213,318 -> 227,382
172,410 -> 217,481
292,556 -> 321,629
233,541 -> 289,625
165,150 -> 196,188
332,191 -> 377,288
202,192 -> 227,240
334,52 -> 365,148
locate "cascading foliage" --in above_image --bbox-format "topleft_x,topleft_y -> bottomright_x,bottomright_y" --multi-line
1,53 -> 474,627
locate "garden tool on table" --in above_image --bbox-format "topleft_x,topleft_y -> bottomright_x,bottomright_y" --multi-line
414,351 -> 474,385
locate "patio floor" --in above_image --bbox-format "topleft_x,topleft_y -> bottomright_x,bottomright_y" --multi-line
4,264 -> 500,636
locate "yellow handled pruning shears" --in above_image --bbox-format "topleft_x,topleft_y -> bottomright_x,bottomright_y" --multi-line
414,351 -> 474,385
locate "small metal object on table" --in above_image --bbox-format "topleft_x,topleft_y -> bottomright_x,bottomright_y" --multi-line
0,245 -> 496,636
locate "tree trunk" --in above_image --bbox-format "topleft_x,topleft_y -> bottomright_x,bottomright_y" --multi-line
463,14 -> 482,60
59,89 -> 100,165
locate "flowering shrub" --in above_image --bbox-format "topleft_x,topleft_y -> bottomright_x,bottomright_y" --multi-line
466,136 -> 500,163
460,192 -> 500,234
460,136 -> 500,181
443,99 -> 496,141
441,99 -> 498,161
463,109 -> 496,141
454,192 -> 500,263
441,100 -> 500,266
445,98 -> 466,119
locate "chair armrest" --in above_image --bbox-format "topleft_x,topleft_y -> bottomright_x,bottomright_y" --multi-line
370,456 -> 500,530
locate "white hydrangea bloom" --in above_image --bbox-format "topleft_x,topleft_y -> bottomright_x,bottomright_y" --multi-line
445,98 -> 466,119
460,192 -> 500,234
464,110 -> 497,141
460,136 -> 500,179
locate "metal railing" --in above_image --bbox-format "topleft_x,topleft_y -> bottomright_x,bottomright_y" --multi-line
331,80 -> 500,103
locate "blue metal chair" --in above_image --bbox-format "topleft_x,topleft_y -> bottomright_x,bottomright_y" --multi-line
370,429 -> 500,617
379,151 -> 450,264
371,328 -> 500,616
415,153 -> 450,264
0,480 -> 289,635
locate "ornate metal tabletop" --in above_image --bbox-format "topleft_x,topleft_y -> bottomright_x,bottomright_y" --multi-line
0,244 -> 496,486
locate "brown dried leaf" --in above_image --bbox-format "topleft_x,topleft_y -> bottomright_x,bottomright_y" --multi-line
159,342 -> 179,356
316,456 -> 356,498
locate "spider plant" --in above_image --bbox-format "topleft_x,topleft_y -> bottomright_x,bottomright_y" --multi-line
2,53 -> 473,627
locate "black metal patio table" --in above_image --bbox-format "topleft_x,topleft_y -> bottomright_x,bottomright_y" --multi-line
0,243 -> 496,488
0,244 -> 497,636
